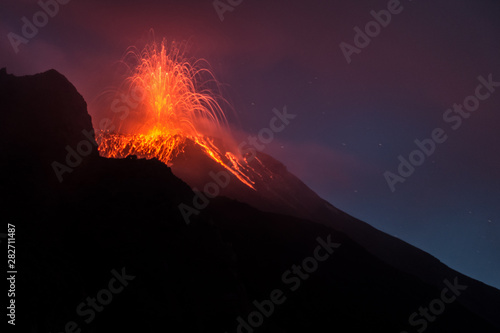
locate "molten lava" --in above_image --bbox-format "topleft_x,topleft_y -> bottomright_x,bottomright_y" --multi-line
97,40 -> 256,189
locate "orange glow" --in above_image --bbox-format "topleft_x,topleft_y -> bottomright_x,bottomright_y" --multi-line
97,40 -> 256,189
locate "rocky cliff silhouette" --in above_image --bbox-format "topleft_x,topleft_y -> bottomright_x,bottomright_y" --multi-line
1,68 -> 499,333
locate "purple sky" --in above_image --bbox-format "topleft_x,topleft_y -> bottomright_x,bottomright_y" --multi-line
1,0 -> 499,288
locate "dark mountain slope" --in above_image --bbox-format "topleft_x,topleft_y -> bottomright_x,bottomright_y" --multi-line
170,128 -> 500,330
1,69 -> 499,333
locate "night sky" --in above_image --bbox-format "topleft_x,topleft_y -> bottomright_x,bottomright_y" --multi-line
1,0 -> 499,289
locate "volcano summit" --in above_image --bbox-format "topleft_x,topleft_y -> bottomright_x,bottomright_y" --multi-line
1,68 -> 500,333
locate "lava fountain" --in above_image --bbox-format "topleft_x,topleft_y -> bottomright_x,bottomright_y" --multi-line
96,40 -> 255,189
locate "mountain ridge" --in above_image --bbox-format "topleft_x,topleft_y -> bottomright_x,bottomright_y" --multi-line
1,68 -> 499,333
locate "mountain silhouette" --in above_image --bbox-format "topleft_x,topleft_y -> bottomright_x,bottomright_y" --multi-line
1,68 -> 499,333
171,129 -> 500,331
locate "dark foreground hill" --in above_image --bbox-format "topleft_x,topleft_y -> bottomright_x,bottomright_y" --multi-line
1,68 -> 499,333
171,125 -> 500,330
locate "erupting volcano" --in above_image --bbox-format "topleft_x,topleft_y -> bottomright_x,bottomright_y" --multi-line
96,40 -> 256,188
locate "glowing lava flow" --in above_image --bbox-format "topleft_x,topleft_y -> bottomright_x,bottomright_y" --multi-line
97,40 -> 255,189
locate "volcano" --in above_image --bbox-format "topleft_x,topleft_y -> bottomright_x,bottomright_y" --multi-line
1,68 -> 500,333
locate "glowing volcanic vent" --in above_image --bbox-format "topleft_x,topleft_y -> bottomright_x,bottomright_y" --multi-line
96,40 -> 255,189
